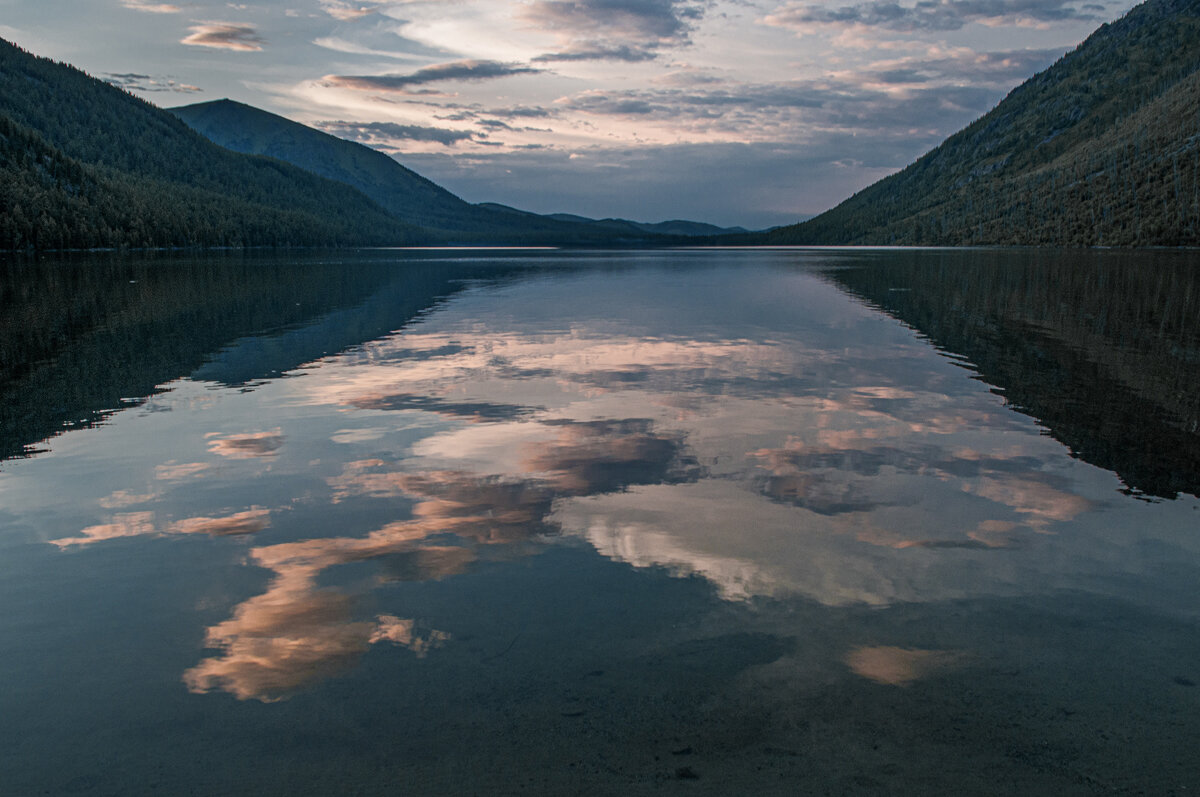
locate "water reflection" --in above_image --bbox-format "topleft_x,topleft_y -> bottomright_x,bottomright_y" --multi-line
182,415 -> 697,700
8,249 -> 1200,713
822,248 -> 1200,498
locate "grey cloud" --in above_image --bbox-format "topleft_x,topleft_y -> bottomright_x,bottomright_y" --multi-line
180,22 -> 265,51
559,83 -> 859,119
317,120 -> 475,146
104,72 -> 203,93
873,68 -> 930,84
557,52 -> 1044,127
436,104 -> 556,121
764,0 -> 1098,32
866,48 -> 1065,85
491,105 -> 555,118
533,43 -> 659,62
522,0 -> 706,61
323,60 -> 539,93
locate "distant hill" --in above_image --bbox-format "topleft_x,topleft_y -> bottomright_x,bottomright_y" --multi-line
0,39 -> 421,250
762,0 -> 1200,247
169,99 -> 681,245
542,212 -> 749,237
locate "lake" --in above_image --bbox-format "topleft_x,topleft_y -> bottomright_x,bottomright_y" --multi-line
2,247 -> 1199,794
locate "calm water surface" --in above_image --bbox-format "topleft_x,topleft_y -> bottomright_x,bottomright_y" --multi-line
2,248 -> 1199,794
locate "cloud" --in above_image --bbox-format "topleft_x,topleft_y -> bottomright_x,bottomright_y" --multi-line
181,22 -> 265,51
323,60 -> 539,93
763,0 -> 1098,33
533,43 -> 659,62
121,0 -> 181,12
522,0 -> 705,61
104,72 -> 203,93
879,47 -> 1065,83
316,120 -> 475,146
523,0 -> 699,40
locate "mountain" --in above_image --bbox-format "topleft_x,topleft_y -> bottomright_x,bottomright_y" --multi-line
0,39 -> 423,250
762,0 -> 1200,247
543,212 -> 749,236
169,99 -> 679,245
167,98 -> 479,232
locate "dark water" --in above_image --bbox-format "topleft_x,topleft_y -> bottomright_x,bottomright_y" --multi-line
2,247 -> 1199,795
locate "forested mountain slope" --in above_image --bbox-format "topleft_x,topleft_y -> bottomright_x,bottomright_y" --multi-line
170,99 -> 678,244
169,99 -> 480,231
0,39 -> 420,249
764,0 -> 1200,247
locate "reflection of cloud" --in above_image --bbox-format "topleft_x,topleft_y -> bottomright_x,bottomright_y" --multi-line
181,22 -> 265,51
53,508 -> 272,548
120,0 -> 180,12
169,509 -> 271,537
193,416 -> 696,699
751,432 -> 1085,534
156,461 -> 213,481
52,512 -> 156,549
207,430 -> 284,459
370,615 -> 450,656
582,519 -> 767,600
320,0 -> 379,19
348,392 -> 536,421
968,474 -> 1092,528
184,567 -> 382,701
99,490 -> 158,509
330,428 -> 388,444
522,419 -> 695,494
759,472 -> 884,515
844,646 -> 966,686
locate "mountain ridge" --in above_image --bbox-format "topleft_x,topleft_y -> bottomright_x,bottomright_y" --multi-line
0,38 -> 422,249
169,99 -> 724,244
758,0 -> 1200,247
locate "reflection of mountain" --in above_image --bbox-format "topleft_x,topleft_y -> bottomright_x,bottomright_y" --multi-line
820,249 -> 1200,498
0,252 -> 522,463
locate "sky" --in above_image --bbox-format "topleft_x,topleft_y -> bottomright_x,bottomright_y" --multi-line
1,0 -> 1134,228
